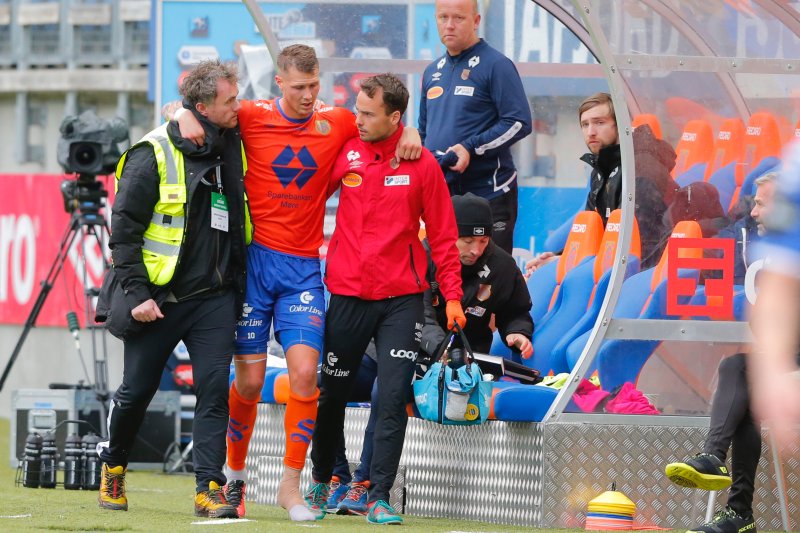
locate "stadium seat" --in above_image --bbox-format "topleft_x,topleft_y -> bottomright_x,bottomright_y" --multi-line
260,367 -> 289,403
739,156 -> 780,199
721,113 -> 782,212
688,285 -> 748,322
672,119 -> 714,179
551,211 -> 642,373
528,210 -> 603,329
594,220 -> 704,392
632,114 -> 663,139
703,118 -> 746,182
490,383 -> 559,422
531,210 -> 641,374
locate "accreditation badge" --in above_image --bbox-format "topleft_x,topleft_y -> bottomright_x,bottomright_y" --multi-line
210,192 -> 229,232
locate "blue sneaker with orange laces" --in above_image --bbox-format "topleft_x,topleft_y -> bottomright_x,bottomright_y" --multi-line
337,481 -> 369,515
326,477 -> 349,513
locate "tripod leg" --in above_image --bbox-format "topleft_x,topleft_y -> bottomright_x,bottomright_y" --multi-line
0,216 -> 82,392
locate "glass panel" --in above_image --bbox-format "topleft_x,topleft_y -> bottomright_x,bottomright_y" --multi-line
563,340 -> 746,417
594,0 -> 800,59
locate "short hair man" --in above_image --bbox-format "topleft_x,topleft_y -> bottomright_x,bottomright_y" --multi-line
95,59 -> 248,519
419,0 -> 533,253
305,73 -> 465,525
326,192 -> 533,516
526,92 -> 622,274
174,45 -> 421,521
665,172 -> 778,532
579,92 -> 621,225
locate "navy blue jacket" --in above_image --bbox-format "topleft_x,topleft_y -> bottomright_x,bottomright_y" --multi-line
709,215 -> 759,285
419,39 -> 532,200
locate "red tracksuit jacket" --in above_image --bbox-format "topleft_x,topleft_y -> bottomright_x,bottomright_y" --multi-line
325,124 -> 463,302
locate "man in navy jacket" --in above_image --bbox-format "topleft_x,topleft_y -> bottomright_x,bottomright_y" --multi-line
419,0 -> 532,253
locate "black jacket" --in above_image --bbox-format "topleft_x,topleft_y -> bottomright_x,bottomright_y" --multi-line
420,240 -> 533,357
101,112 -> 248,328
583,143 -> 622,226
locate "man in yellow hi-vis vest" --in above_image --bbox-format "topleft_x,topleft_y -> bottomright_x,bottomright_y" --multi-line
95,59 -> 251,519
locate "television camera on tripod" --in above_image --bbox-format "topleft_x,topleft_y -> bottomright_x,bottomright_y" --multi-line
1,110 -> 129,439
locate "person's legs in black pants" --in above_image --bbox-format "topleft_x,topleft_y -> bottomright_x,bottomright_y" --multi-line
331,355 -> 378,484
101,304 -> 186,468
369,294 -> 423,505
354,380 -> 379,483
311,296 -> 376,485
182,291 -> 237,492
488,187 -> 518,254
703,353 -> 759,517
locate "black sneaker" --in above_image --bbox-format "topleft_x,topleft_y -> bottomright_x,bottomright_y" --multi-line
666,453 -> 732,490
687,507 -> 756,533
223,479 -> 246,518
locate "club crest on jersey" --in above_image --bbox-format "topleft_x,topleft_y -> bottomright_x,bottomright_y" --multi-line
343,173 -> 363,187
315,119 -> 331,135
389,157 -> 399,169
385,175 -> 410,186
461,69 -> 470,80
427,86 -> 444,100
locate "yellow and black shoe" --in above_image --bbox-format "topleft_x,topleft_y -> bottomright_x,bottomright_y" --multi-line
666,453 -> 732,491
98,464 -> 128,511
194,481 -> 238,519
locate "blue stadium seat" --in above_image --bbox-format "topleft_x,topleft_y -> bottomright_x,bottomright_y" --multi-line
675,162 -> 708,187
593,220 -> 704,391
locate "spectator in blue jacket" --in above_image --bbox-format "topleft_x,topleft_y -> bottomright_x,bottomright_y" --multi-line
419,0 -> 532,253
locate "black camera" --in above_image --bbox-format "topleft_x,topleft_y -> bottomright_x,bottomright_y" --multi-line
57,110 -> 128,176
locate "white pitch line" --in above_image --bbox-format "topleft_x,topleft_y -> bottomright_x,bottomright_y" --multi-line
0,514 -> 32,519
191,518 -> 253,525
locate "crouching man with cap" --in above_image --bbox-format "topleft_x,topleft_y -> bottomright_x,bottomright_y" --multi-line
421,192 -> 533,360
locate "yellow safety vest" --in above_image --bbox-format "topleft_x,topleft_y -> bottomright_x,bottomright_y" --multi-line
116,123 -> 252,286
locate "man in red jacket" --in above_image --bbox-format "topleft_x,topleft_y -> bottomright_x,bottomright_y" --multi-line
305,73 -> 466,525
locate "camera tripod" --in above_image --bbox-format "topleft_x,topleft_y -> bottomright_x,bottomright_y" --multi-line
0,175 -> 111,438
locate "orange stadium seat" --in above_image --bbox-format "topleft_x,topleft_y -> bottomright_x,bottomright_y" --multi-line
528,210 -> 604,326
703,117 -> 746,181
726,112 -> 783,211
595,220 -> 703,391
672,119 -> 714,178
632,114 -> 663,139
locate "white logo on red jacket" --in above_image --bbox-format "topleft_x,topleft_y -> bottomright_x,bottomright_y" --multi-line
347,150 -> 361,162
385,175 -> 410,186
